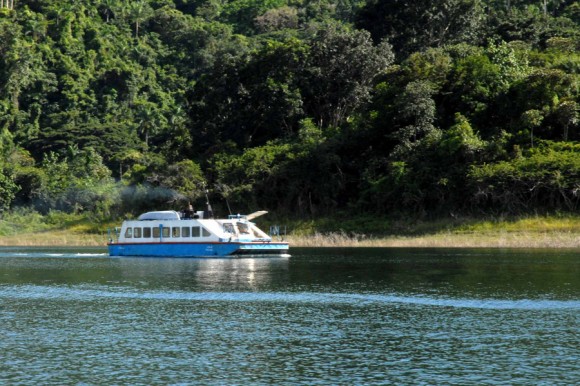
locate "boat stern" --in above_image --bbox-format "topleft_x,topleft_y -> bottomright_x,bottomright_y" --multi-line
232,241 -> 290,256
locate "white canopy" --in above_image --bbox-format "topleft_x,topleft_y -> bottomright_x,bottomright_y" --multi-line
137,211 -> 181,221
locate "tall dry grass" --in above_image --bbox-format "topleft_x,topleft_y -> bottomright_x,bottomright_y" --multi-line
0,230 -> 578,248
286,230 -> 580,248
0,231 -> 106,246
0,216 -> 578,248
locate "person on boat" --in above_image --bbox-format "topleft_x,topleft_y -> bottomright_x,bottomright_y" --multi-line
183,204 -> 195,219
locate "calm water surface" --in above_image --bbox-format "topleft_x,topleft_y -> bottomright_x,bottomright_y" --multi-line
0,247 -> 578,385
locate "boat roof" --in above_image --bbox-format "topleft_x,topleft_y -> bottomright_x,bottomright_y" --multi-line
137,211 -> 181,221
133,210 -> 269,222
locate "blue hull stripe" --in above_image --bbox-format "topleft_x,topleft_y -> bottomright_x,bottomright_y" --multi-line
108,242 -> 289,257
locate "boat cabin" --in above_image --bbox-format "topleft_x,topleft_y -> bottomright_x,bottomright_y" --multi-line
114,210 -> 271,244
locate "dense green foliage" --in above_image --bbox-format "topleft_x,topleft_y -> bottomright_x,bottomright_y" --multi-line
0,0 -> 578,221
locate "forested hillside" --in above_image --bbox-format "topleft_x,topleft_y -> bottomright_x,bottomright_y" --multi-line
0,0 -> 578,221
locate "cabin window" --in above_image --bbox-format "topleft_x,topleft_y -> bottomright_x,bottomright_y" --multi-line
153,227 -> 160,238
202,227 -> 211,237
162,226 -> 170,238
237,222 -> 250,234
134,227 -> 142,238
223,223 -> 234,233
143,227 -> 151,238
125,227 -> 133,238
182,227 -> 190,237
191,226 -> 200,237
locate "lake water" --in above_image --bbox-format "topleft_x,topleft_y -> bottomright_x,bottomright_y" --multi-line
0,247 -> 578,385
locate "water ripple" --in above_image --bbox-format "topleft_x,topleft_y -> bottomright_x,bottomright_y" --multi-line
0,284 -> 578,310
0,252 -> 108,258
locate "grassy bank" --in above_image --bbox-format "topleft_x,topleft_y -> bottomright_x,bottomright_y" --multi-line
283,216 -> 580,248
0,230 -> 108,247
0,210 -> 578,248
0,210 -> 113,247
286,230 -> 579,248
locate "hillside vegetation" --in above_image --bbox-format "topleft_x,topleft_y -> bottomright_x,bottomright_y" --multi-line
0,1 -> 578,226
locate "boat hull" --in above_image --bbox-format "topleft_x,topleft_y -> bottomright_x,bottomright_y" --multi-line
108,241 -> 289,257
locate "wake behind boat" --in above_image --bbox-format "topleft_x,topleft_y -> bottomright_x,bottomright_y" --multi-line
107,209 -> 289,257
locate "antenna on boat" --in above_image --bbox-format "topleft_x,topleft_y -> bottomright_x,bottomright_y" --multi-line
204,186 -> 214,218
224,196 -> 232,215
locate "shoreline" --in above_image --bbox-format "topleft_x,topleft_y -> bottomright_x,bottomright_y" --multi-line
285,231 -> 580,249
0,230 -> 577,249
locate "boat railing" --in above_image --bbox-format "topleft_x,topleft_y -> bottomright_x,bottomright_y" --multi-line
107,227 -> 120,244
269,225 -> 287,241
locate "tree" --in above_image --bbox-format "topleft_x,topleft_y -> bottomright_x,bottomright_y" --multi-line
134,99 -> 167,147
489,2 -> 579,46
98,0 -> 119,23
36,147 -> 115,214
403,48 -> 453,88
468,146 -> 580,213
212,141 -> 294,211
391,80 -> 437,155
356,0 -> 486,57
4,40 -> 40,112
158,160 -> 206,200
220,0 -> 287,34
0,167 -> 17,211
504,68 -> 576,141
301,26 -> 394,129
188,37 -> 305,155
439,113 -> 485,158
446,42 -> 528,134
520,109 -> 544,147
128,1 -> 154,39
25,14 -> 50,42
0,0 -> 16,11
255,6 -> 298,33
554,100 -> 578,141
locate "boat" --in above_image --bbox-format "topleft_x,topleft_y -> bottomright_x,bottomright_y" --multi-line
107,209 -> 289,257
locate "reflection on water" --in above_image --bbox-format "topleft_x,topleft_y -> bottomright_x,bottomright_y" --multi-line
0,247 -> 578,385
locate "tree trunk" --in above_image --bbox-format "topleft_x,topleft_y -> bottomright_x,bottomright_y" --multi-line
541,0 -> 548,16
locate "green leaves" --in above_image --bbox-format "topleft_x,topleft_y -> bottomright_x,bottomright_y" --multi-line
128,0 -> 154,38
303,26 -> 394,129
0,0 -> 577,219
356,0 -> 486,56
188,25 -> 394,161
440,113 -> 485,157
468,145 -> 580,213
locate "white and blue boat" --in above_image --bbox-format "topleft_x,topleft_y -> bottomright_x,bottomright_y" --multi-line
108,209 -> 289,257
